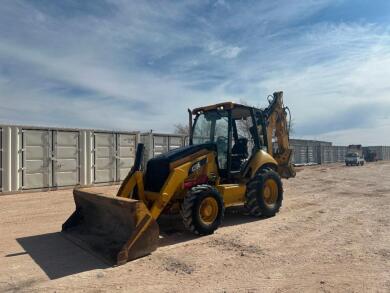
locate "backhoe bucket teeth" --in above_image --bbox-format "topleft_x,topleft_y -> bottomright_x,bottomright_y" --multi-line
62,188 -> 159,265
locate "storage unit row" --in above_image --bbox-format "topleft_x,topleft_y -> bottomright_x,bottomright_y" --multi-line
140,132 -> 186,165
363,146 -> 390,161
0,125 -> 138,193
290,139 -> 347,165
1,124 -> 389,194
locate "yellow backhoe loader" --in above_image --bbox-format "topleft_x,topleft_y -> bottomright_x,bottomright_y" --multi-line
62,91 -> 295,265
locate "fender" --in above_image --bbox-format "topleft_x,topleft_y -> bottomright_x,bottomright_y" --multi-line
243,149 -> 278,178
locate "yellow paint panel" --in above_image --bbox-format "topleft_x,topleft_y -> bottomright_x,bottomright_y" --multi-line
117,150 -> 220,220
217,184 -> 246,207
246,150 -> 278,178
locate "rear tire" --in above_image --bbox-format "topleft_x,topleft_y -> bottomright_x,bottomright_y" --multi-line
245,169 -> 283,217
181,185 -> 224,235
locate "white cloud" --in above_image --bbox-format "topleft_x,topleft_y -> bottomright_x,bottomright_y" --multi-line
304,124 -> 390,146
0,0 -> 389,145
207,41 -> 243,59
242,22 -> 390,144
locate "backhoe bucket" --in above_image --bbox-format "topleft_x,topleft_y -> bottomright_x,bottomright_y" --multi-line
62,187 -> 159,265
275,149 -> 296,179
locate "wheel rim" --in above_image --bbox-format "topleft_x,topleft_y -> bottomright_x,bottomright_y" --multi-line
263,179 -> 278,207
199,197 -> 219,225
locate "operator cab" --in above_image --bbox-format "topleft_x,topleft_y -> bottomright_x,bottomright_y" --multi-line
190,102 -> 268,180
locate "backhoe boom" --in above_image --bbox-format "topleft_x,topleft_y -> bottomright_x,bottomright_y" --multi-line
264,92 -> 296,178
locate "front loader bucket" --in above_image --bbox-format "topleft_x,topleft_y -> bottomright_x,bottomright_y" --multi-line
62,187 -> 159,266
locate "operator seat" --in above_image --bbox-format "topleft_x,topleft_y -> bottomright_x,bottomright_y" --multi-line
231,138 -> 248,171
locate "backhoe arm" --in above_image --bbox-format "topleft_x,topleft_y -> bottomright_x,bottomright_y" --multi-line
263,91 -> 296,178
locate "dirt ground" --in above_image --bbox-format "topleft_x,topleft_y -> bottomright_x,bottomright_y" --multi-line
0,162 -> 389,292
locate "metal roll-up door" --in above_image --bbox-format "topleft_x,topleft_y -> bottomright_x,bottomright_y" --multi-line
298,145 -> 307,164
53,131 -> 79,187
335,147 -> 340,162
375,146 -> 383,160
94,133 -> 116,183
116,133 -> 136,181
153,135 -> 168,156
343,147 -> 347,160
334,147 -> 339,162
323,147 -> 329,163
336,147 -> 340,162
312,146 -> 319,163
338,147 -> 346,162
332,147 -> 338,162
337,147 -> 343,162
381,146 -> 386,160
324,146 -> 332,163
291,146 -> 295,164
292,145 -> 305,164
307,146 -> 314,163
22,129 -> 51,189
291,145 -> 297,164
168,136 -> 182,150
303,146 -> 308,164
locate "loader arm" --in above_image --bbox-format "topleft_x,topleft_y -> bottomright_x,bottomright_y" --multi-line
263,91 -> 296,178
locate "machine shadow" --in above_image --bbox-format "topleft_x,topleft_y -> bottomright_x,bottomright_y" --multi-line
15,208 -> 263,279
16,232 -> 108,280
158,206 -> 263,248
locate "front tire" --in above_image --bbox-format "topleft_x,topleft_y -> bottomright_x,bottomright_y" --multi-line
181,185 -> 224,235
245,169 -> 283,217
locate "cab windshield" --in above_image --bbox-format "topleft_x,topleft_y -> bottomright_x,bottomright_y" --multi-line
192,110 -> 229,168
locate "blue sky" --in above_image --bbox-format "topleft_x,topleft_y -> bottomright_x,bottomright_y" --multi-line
1,0 -> 390,145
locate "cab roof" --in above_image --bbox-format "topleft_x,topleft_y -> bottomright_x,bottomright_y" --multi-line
192,102 -> 259,114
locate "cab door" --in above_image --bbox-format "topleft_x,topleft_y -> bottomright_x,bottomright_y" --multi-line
191,110 -> 231,178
